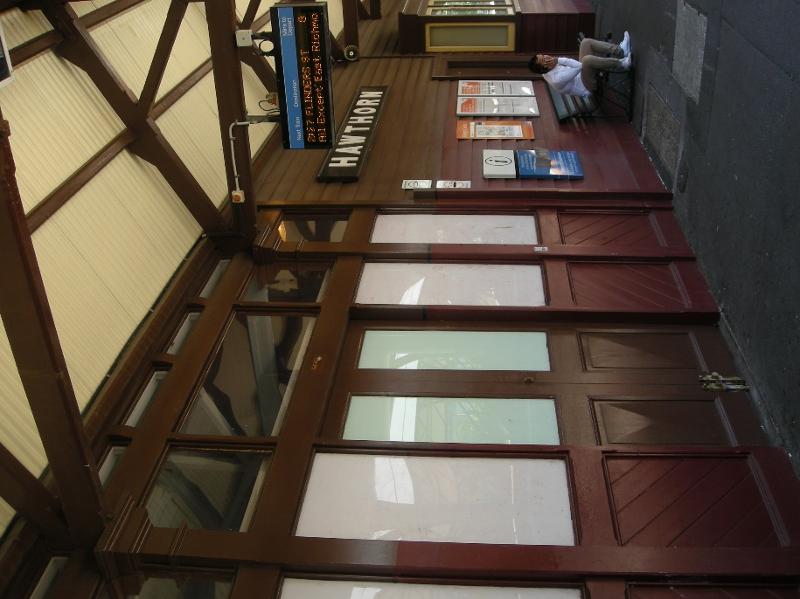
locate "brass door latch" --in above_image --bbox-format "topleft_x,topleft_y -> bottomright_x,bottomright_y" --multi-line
699,372 -> 749,392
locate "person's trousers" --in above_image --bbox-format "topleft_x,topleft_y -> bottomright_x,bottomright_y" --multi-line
579,38 -> 624,91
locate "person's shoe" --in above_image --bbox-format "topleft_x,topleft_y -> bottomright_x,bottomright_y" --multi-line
620,54 -> 632,70
620,31 -> 631,57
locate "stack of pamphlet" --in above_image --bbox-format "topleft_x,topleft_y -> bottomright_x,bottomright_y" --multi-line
456,120 -> 535,140
515,149 -> 584,179
482,149 -> 584,180
482,149 -> 517,178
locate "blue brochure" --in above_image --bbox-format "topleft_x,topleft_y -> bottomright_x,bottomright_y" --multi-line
515,149 -> 584,179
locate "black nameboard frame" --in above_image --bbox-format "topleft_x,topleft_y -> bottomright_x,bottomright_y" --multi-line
317,86 -> 388,182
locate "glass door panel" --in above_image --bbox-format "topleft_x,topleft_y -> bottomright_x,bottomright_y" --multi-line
280,579 -> 581,599
371,214 -> 538,244
296,453 -> 575,545
356,263 -> 545,307
344,395 -> 559,444
181,314 -> 315,436
358,330 -> 550,371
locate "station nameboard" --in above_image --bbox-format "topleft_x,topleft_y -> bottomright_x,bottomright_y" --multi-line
270,3 -> 334,149
317,86 -> 388,182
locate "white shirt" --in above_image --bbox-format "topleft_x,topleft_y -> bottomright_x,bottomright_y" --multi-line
543,57 -> 591,97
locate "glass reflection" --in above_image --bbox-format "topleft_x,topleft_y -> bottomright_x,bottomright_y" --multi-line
182,315 -> 315,436
243,264 -> 329,303
29,556 -> 67,599
146,450 -> 266,531
358,330 -> 550,371
129,577 -> 232,598
199,259 -> 231,299
166,313 -> 200,355
98,446 -> 126,487
345,396 -> 559,445
278,215 -> 348,242
296,454 -> 575,545
374,457 -> 415,504
125,371 -> 167,427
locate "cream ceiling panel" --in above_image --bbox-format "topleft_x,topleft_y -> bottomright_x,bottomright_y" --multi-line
325,0 -> 344,38
89,0 -> 167,97
31,219 -> 133,407
236,0 -> 275,21
0,8 -> 52,48
156,72 -> 227,207
157,3 -> 211,100
235,0 -> 251,20
30,151 -> 200,404
110,152 -> 202,260
44,151 -> 201,320
0,53 -> 124,213
0,497 -> 13,541
73,0 -> 118,18
242,63 -> 276,156
0,324 -> 46,477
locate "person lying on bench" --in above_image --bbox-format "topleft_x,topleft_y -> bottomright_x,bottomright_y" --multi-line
529,32 -> 631,98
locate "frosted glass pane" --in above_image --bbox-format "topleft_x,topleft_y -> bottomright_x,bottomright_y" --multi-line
356,263 -> 545,307
344,396 -> 559,444
297,454 -> 575,545
358,330 -> 550,371
371,214 -> 538,244
281,579 -> 582,599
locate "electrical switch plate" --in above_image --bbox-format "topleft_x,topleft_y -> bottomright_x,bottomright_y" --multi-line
235,30 -> 253,48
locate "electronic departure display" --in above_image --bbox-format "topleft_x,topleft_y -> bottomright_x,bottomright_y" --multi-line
270,3 -> 335,149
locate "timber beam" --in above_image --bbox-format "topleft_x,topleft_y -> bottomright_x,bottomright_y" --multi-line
205,0 -> 258,246
0,444 -> 70,546
39,0 -> 230,236
0,113 -> 106,548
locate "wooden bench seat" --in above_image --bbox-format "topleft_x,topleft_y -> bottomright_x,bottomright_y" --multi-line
545,81 -> 599,122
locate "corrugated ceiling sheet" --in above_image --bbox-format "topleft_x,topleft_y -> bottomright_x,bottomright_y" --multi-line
0,497 -> 13,542
73,0 -> 119,18
0,8 -> 52,49
326,0 -> 345,38
235,0 -> 273,21
0,52 -> 124,213
89,0 -> 168,98
156,72 -> 227,206
0,323 -> 46,476
157,3 -> 211,100
31,149 -> 200,407
242,63 -> 276,155
90,0 -> 212,102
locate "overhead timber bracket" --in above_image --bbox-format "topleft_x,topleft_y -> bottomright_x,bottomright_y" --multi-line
0,443 -> 71,547
38,0 -> 233,240
205,0 -> 258,246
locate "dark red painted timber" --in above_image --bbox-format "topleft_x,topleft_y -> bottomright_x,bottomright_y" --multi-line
256,64 -> 664,206
517,0 -> 595,54
628,584 -> 800,598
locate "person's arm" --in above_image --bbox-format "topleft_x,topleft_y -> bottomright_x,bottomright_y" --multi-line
557,57 -> 581,68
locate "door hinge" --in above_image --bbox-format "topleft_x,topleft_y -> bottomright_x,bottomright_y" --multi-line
699,372 -> 750,392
